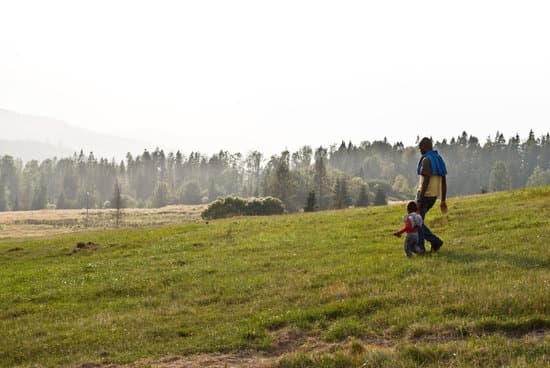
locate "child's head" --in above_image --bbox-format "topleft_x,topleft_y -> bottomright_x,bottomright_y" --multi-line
406,201 -> 417,213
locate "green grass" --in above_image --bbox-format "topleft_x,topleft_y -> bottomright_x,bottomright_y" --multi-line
1,187 -> 549,367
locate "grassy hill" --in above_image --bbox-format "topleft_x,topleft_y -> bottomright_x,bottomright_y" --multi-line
1,187 -> 549,367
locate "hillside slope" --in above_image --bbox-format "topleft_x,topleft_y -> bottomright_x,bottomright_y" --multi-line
0,187 -> 549,367
0,139 -> 73,163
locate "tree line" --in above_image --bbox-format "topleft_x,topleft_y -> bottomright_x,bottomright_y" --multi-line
0,130 -> 549,213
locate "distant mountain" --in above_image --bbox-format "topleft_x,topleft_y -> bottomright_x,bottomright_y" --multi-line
0,109 -> 150,162
0,139 -> 73,163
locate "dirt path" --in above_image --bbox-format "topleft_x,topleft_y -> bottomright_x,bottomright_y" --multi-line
126,354 -> 273,368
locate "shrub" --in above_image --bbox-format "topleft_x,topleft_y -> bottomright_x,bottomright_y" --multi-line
201,196 -> 286,220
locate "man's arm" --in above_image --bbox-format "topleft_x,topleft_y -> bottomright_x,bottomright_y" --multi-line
441,175 -> 447,201
440,175 -> 448,213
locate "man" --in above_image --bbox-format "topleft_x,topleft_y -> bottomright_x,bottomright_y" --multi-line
416,137 -> 448,253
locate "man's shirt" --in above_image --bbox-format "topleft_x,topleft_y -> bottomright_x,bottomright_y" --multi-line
418,156 -> 444,197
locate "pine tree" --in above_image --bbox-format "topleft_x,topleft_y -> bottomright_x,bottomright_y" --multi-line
180,181 -> 202,204
271,151 -> 294,210
356,184 -> 369,207
152,182 -> 169,208
31,182 -> 48,210
56,192 -> 66,209
332,177 -> 350,209
304,191 -> 317,212
112,181 -> 123,227
13,196 -> 20,212
314,147 -> 328,210
489,161 -> 511,192
208,180 -> 218,202
0,185 -> 7,211
526,166 -> 550,187
373,186 -> 387,206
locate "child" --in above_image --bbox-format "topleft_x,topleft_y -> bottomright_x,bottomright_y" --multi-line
393,201 -> 425,257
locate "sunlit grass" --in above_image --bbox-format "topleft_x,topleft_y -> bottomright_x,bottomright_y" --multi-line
0,187 -> 549,367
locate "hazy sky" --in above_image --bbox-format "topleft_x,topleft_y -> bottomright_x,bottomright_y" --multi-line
1,0 -> 549,155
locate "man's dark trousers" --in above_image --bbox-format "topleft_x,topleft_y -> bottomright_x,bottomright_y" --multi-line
418,196 -> 442,252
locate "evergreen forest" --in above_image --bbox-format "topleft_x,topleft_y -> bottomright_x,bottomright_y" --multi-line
0,130 -> 549,213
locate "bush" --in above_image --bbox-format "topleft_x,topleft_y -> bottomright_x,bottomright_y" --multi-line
201,196 -> 286,220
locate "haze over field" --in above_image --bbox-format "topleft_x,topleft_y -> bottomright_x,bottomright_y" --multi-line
0,109 -> 147,161
1,1 -> 549,156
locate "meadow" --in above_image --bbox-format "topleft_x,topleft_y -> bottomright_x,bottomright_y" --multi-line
0,205 -> 205,240
0,187 -> 548,367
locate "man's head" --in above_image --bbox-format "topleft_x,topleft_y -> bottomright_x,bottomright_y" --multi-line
407,201 -> 417,213
418,137 -> 433,155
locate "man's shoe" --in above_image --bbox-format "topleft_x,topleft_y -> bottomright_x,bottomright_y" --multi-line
431,240 -> 443,252
414,246 -> 425,256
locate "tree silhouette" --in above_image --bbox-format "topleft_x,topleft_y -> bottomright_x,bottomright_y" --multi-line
356,184 -> 369,207
304,191 -> 317,212
112,181 -> 123,227
373,186 -> 387,206
489,161 -> 511,192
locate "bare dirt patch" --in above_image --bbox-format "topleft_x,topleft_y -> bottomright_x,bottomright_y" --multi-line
69,241 -> 101,255
73,329 -> 396,368
269,327 -> 394,356
75,354 -> 274,368
132,354 -> 273,368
